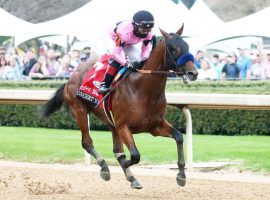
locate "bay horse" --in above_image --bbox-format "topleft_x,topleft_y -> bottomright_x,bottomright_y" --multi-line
42,25 -> 198,189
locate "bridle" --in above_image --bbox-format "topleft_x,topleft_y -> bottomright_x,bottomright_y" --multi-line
137,41 -> 190,83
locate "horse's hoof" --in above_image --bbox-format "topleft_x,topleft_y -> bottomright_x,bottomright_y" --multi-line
176,174 -> 186,187
100,171 -> 110,181
131,180 -> 143,189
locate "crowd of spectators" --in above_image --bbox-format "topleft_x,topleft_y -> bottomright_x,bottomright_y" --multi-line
1,43 -> 270,81
195,44 -> 270,81
0,45 -> 96,80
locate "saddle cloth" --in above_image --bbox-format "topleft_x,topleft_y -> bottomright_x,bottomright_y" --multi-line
76,54 -> 128,110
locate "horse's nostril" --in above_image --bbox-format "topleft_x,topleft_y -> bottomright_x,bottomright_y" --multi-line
186,72 -> 197,81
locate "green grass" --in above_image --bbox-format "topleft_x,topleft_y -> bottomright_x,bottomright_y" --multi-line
165,80 -> 270,94
0,126 -> 270,173
2,80 -> 270,94
193,135 -> 270,172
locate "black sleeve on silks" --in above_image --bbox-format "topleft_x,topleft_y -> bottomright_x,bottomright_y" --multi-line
143,38 -> 153,46
120,42 -> 126,47
151,35 -> 157,50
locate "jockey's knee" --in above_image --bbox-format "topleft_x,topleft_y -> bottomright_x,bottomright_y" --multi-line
109,58 -> 121,71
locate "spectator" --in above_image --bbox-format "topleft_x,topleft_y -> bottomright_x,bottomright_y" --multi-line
237,47 -> 252,79
57,54 -> 72,78
46,49 -> 60,74
39,44 -> 48,56
194,50 -> 204,69
0,57 -> 11,80
29,55 -> 48,79
82,46 -> 91,61
6,55 -> 23,80
69,49 -> 80,69
22,50 -> 37,76
221,53 -> 240,80
0,46 -> 6,59
257,43 -> 270,80
209,54 -> 223,79
197,59 -> 217,80
80,53 -> 88,64
248,53 -> 261,79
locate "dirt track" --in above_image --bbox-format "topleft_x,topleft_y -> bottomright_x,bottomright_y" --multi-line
0,160 -> 270,200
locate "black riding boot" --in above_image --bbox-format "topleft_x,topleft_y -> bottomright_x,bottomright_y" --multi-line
98,73 -> 114,94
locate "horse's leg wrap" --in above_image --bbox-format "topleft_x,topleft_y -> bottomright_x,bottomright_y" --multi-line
171,128 -> 186,186
115,153 -> 143,189
83,144 -> 110,181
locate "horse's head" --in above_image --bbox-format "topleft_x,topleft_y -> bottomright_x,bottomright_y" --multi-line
160,24 -> 198,83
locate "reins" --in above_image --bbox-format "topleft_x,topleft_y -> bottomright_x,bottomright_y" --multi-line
136,69 -> 183,75
136,44 -> 186,77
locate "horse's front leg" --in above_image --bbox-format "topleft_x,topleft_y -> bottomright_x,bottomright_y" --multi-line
113,125 -> 143,189
152,120 -> 186,187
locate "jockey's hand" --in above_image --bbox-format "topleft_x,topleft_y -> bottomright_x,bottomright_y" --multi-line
126,61 -> 135,69
131,60 -> 146,69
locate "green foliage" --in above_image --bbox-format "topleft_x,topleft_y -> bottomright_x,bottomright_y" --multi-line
1,80 -> 270,135
0,104 -> 269,135
188,109 -> 270,135
0,80 -> 66,89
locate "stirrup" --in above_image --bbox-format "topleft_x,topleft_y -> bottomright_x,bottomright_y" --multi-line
98,83 -> 111,94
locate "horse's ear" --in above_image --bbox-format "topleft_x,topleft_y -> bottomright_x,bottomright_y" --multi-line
176,23 -> 184,36
159,28 -> 172,41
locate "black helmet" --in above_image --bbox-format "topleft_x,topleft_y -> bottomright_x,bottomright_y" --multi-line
132,10 -> 155,29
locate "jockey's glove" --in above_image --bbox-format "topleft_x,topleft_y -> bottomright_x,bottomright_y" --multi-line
126,61 -> 135,69
126,60 -> 146,70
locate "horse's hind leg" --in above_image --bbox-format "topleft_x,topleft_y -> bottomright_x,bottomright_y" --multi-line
111,128 -> 143,189
70,106 -> 110,181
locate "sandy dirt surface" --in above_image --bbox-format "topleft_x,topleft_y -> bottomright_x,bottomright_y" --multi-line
0,160 -> 270,200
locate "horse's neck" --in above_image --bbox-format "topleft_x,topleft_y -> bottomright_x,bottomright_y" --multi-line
143,41 -> 167,72
134,41 -> 167,96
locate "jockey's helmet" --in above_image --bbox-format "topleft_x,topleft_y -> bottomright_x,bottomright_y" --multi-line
132,10 -> 155,38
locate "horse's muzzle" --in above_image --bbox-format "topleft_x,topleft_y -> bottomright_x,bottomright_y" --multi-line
186,71 -> 198,81
184,61 -> 198,82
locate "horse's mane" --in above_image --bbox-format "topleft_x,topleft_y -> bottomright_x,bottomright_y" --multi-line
151,35 -> 157,53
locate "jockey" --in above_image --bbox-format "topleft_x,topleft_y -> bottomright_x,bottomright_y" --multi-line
98,10 -> 155,94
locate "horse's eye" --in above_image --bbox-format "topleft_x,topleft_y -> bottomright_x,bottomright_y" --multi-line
172,47 -> 181,56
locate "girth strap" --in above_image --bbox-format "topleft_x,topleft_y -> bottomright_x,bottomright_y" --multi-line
103,98 -> 115,126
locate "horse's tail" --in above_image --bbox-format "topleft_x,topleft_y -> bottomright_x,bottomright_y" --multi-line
42,84 -> 66,118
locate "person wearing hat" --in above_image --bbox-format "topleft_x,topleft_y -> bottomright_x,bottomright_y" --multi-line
98,10 -> 155,94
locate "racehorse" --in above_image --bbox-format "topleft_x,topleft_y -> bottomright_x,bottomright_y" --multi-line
42,24 -> 198,189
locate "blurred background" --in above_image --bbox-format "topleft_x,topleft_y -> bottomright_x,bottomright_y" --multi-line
1,0 -> 270,80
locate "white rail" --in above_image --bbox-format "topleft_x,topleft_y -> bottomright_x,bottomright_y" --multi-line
1,89 -> 270,171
